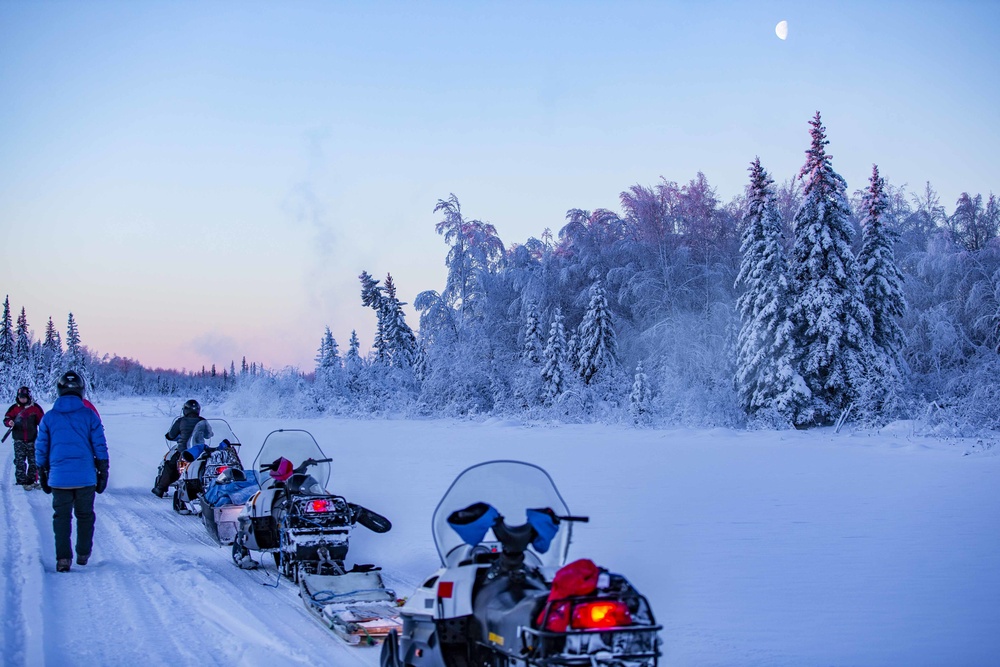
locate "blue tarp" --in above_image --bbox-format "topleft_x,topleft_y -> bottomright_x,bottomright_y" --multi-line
204,469 -> 259,507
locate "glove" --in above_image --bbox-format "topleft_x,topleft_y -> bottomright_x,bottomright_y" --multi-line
3,417 -> 11,428
39,466 -> 51,494
95,458 -> 109,494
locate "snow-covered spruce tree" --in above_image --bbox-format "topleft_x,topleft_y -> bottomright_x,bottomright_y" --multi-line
566,331 -> 580,376
576,281 -> 618,385
0,296 -> 13,396
788,112 -> 874,426
383,274 -> 418,368
319,328 -> 341,372
314,327 -> 341,384
41,316 -> 63,396
344,329 -> 365,397
359,271 -> 417,370
629,361 -> 652,424
65,312 -> 86,371
508,302 -> 546,410
521,302 -> 543,365
310,327 -> 344,411
857,164 -> 907,420
360,271 -> 390,365
541,307 -> 568,403
735,158 -> 808,422
44,316 -> 61,353
13,307 -> 32,391
413,344 -> 428,383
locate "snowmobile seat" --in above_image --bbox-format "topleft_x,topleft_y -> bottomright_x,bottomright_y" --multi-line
204,470 -> 260,507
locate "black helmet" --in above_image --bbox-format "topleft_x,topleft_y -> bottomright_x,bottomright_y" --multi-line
57,371 -> 86,397
182,399 -> 201,417
16,386 -> 31,402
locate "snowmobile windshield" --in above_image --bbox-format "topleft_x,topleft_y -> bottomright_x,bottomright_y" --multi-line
197,419 -> 240,448
432,460 -> 573,570
252,429 -> 331,491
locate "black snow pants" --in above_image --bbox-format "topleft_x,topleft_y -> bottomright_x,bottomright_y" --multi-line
12,439 -> 37,486
52,486 -> 97,561
153,449 -> 182,494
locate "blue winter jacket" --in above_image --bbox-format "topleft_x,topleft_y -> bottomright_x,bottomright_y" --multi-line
35,395 -> 109,488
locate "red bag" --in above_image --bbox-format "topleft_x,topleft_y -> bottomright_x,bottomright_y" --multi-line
536,558 -> 600,631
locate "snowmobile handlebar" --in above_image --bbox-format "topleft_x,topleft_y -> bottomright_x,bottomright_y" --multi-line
494,508 -> 587,550
258,457 -> 332,473
293,457 -> 332,474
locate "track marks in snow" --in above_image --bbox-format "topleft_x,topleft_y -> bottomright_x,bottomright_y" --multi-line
1,463 -> 45,667
23,487 -> 374,666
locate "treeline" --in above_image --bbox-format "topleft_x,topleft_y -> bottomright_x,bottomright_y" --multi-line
308,111 -> 999,431
0,298 -> 273,402
5,111 -> 998,432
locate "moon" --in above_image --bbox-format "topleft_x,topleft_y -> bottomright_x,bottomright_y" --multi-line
775,20 -> 788,40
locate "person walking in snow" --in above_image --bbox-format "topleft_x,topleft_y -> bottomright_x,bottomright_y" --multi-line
151,398 -> 204,497
4,386 -> 45,490
35,371 -> 110,573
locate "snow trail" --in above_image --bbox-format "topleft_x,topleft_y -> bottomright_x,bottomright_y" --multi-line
22,485 -> 375,667
1,463 -> 45,667
5,400 -> 999,666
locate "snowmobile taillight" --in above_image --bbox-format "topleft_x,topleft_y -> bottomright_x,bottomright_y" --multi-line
570,600 -> 632,629
215,465 -> 229,475
308,499 -> 334,513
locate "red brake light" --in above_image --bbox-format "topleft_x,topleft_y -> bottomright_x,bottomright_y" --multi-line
570,600 -> 632,629
216,465 -> 229,474
308,499 -> 332,512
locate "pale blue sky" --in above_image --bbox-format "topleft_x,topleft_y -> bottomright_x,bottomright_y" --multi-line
2,1 -> 997,371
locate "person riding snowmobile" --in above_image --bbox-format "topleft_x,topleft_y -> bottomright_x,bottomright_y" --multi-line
152,399 -> 205,498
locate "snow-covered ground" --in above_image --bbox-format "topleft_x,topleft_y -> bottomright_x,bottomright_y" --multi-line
2,398 -> 998,667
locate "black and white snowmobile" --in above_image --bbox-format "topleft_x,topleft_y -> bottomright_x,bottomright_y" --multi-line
171,419 -> 244,515
230,428 -> 400,645
381,460 -> 661,667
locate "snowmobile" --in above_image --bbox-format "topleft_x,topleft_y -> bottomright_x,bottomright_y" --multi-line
380,460 -> 661,667
171,419 -> 244,515
230,428 -> 401,644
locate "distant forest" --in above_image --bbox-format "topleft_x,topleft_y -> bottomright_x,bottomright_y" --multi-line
4,113 -> 998,432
